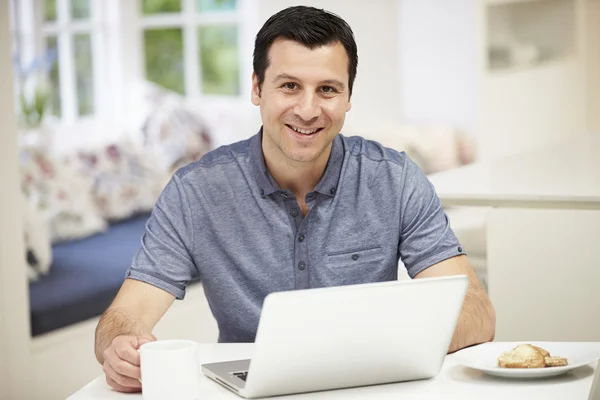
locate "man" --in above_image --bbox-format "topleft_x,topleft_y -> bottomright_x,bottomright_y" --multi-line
95,5 -> 495,393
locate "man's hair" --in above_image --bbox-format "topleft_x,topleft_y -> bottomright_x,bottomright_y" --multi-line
253,5 -> 358,96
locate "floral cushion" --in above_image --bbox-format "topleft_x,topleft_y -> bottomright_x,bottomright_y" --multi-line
133,81 -> 213,175
19,147 -> 107,244
70,140 -> 168,221
22,193 -> 52,281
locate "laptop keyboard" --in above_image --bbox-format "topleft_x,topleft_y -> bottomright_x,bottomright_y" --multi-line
233,371 -> 248,382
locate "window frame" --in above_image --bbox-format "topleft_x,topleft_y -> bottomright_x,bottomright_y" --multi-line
135,0 -> 254,102
10,0 -> 257,127
42,0 -> 105,122
30,0 -> 106,123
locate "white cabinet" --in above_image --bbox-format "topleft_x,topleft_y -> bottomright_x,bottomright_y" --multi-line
399,0 -> 595,162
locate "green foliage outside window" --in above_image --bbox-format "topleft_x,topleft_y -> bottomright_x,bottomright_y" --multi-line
144,28 -> 185,94
196,0 -> 237,12
44,0 -> 57,21
199,25 -> 240,95
142,0 -> 182,14
46,36 -> 61,118
74,34 -> 94,115
71,0 -> 91,20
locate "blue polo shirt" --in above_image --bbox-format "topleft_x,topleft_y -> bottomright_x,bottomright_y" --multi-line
126,130 -> 464,342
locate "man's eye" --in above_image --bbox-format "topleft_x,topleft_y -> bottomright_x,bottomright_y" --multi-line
321,86 -> 337,94
283,83 -> 298,90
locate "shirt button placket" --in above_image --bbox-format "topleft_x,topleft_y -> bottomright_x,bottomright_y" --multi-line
295,230 -> 309,289
293,200 -> 309,289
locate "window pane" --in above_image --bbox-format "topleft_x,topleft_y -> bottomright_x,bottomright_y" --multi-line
144,28 -> 185,94
141,0 -> 182,14
44,0 -> 57,22
71,0 -> 91,20
46,36 -> 61,117
198,25 -> 239,95
196,0 -> 237,12
74,34 -> 94,116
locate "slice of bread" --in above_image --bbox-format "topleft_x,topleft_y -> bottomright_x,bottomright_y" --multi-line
532,345 -> 550,358
497,344 -> 546,368
544,356 -> 569,367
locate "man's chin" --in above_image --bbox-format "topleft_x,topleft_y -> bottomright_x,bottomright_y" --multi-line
284,152 -> 320,163
280,146 -> 324,163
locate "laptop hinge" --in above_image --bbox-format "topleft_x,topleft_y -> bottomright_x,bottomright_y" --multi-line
215,376 -> 241,393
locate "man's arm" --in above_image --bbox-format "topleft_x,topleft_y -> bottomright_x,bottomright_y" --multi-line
415,254 -> 496,353
95,279 -> 175,364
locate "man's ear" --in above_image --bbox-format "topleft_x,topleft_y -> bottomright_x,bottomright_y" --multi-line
251,72 -> 261,106
346,97 -> 352,112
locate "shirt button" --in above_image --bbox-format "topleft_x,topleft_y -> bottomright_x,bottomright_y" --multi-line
351,254 -> 359,261
458,247 -> 463,252
298,261 -> 306,271
280,192 -> 288,199
298,234 -> 305,242
330,187 -> 336,195
291,208 -> 299,217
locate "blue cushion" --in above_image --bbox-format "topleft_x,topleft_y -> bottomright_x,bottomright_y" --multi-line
29,213 -> 151,336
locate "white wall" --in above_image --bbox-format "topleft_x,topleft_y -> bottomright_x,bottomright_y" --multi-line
586,0 -> 600,133
399,0 -> 479,135
0,0 -> 33,398
398,0 -> 591,162
257,0 -> 403,138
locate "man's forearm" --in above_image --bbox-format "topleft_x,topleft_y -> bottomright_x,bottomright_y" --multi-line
94,307 -> 154,364
448,283 -> 496,353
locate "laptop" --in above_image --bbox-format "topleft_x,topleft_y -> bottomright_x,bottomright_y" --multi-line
201,275 -> 468,398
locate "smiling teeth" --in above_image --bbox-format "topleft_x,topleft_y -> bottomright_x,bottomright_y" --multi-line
291,126 -> 319,135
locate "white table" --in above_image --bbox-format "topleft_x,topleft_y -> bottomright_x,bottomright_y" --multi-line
428,133 -> 600,342
67,343 -> 598,400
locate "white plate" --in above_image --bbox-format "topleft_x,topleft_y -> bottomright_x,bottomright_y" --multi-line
453,341 -> 600,379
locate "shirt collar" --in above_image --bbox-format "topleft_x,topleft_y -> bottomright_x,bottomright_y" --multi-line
251,127 -> 344,198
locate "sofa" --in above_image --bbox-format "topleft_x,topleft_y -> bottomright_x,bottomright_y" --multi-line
22,82 -> 215,338
29,212 -> 151,336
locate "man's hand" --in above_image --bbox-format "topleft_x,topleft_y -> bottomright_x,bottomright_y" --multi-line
102,334 -> 156,393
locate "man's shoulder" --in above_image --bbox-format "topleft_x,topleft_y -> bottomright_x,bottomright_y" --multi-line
175,136 -> 254,180
341,134 -> 408,169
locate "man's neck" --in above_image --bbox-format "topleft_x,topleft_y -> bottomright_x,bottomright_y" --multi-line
263,144 -> 331,202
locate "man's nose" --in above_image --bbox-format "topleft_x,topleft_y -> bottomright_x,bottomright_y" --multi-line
293,92 -> 321,122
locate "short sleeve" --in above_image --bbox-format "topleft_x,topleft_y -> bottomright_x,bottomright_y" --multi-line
126,173 -> 198,299
398,156 -> 464,278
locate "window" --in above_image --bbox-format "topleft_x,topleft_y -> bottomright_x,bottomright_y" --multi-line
139,0 -> 244,98
9,0 -> 255,127
41,0 -> 103,121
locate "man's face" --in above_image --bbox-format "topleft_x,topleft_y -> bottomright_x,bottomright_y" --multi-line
252,39 -> 352,165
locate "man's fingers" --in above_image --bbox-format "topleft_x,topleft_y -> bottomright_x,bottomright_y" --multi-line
113,338 -> 141,366
137,334 -> 157,349
105,375 -> 141,393
103,362 -> 142,390
101,335 -> 157,393
112,358 -> 142,380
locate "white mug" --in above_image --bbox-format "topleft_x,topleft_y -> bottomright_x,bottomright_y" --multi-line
139,340 -> 201,400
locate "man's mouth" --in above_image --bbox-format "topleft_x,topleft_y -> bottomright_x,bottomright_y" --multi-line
286,124 -> 324,135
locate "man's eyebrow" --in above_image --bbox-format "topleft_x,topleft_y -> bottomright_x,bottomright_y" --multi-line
321,79 -> 346,89
273,73 -> 298,82
273,74 -> 346,89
